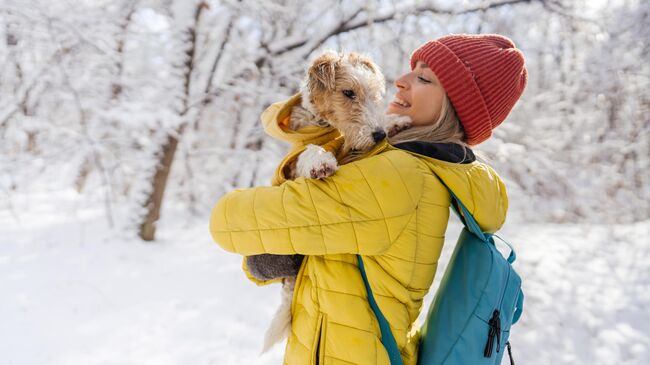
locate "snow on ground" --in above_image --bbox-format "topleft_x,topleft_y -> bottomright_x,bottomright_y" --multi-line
1,189 -> 649,365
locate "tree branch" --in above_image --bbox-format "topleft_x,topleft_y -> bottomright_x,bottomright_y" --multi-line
263,0 -> 536,61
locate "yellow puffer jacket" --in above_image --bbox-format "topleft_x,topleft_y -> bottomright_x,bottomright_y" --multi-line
209,96 -> 509,365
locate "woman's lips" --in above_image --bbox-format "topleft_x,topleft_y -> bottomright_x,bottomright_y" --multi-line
390,101 -> 410,109
391,96 -> 411,108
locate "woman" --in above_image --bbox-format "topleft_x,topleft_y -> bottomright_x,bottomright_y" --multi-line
209,34 -> 527,365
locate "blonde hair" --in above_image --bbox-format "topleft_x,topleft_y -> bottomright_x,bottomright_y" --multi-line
388,93 -> 467,146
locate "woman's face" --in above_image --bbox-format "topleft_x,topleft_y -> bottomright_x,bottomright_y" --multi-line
386,60 -> 446,127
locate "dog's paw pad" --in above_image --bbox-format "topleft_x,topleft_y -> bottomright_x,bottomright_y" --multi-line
385,114 -> 412,137
296,145 -> 339,178
310,162 -> 336,179
387,123 -> 411,137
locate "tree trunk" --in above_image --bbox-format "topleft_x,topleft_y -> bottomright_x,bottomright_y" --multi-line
138,130 -> 180,241
137,2 -> 208,241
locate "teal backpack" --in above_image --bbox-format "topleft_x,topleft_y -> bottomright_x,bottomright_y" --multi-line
357,187 -> 524,365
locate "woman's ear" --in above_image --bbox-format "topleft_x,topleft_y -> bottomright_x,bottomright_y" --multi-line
307,51 -> 339,94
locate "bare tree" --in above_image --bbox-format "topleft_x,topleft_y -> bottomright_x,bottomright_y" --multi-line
138,1 -> 210,241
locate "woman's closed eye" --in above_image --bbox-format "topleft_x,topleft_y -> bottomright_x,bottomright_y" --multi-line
417,76 -> 431,83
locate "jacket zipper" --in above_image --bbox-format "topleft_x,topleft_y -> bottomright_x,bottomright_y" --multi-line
313,313 -> 326,365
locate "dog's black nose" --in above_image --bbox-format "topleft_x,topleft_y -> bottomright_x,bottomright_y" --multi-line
372,130 -> 386,142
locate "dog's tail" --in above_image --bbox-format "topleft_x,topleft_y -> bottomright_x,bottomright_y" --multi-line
261,277 -> 296,353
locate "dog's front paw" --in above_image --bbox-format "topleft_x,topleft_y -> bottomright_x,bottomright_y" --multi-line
310,162 -> 336,179
296,144 -> 338,179
385,114 -> 412,137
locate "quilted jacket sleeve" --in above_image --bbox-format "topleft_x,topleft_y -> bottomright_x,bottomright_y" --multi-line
209,150 -> 423,256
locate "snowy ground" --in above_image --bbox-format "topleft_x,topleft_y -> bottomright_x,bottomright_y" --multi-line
1,189 -> 649,365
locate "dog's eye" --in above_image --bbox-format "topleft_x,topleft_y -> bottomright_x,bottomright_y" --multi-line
342,90 -> 356,99
317,120 -> 331,128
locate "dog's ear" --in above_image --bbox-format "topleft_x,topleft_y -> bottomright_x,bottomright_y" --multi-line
307,51 -> 339,93
348,52 -> 381,75
348,52 -> 386,95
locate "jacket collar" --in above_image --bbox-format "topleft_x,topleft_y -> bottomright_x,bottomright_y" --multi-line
392,141 -> 476,164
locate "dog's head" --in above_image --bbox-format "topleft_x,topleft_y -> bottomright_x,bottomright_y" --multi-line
301,51 -> 388,154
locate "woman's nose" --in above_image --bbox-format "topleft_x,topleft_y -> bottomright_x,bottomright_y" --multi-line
395,75 -> 409,90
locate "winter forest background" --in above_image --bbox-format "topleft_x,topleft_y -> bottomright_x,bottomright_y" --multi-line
1,0 -> 649,364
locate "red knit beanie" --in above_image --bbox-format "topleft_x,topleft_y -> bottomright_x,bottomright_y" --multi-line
410,34 -> 528,145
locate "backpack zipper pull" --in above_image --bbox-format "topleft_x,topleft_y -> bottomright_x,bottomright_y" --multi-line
495,312 -> 501,353
507,341 -> 515,365
484,309 -> 501,357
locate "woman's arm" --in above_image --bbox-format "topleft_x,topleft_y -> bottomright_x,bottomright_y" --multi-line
209,149 -> 423,256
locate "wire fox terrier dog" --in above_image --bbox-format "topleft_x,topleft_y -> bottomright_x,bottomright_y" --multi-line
247,51 -> 411,352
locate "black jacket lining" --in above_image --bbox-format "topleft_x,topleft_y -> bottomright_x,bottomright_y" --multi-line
393,141 -> 476,164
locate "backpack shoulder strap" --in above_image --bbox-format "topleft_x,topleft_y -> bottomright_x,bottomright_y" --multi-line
446,185 -> 517,264
357,255 -> 404,365
446,189 -> 489,242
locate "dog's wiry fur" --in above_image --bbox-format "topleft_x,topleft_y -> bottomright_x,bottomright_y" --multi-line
248,51 -> 411,353
303,51 -> 399,159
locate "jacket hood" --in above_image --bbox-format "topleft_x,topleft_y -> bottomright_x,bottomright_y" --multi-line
261,93 -> 341,146
393,142 -> 508,233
